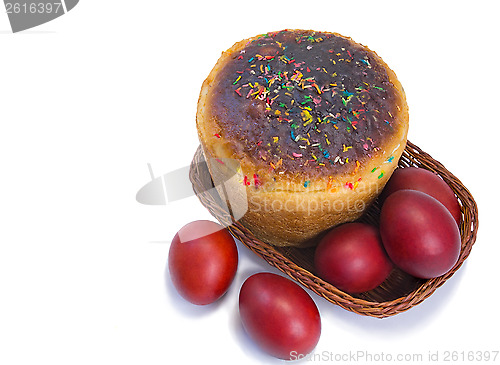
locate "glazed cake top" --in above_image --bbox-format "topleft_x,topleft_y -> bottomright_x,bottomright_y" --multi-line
208,29 -> 406,179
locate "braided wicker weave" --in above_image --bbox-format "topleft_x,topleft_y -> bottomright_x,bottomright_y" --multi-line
189,141 -> 478,318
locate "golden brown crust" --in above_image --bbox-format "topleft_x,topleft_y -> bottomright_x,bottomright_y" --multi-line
197,30 -> 408,247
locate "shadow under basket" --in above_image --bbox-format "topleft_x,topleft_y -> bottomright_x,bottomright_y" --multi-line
189,141 -> 478,318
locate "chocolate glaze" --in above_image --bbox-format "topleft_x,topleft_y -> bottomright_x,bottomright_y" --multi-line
209,30 -> 404,176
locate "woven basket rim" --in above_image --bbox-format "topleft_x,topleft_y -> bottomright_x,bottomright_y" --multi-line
189,140 -> 479,318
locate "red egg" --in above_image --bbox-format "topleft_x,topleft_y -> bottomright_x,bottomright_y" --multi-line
239,273 -> 321,360
168,220 -> 238,305
314,223 -> 393,294
380,167 -> 461,226
380,190 -> 461,279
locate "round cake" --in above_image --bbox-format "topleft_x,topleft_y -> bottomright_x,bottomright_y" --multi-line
196,29 -> 409,247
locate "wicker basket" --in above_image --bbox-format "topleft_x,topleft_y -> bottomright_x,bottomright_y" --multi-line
189,141 -> 478,318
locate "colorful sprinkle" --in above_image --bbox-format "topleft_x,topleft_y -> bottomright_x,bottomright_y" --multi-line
253,174 -> 261,187
326,176 -> 334,190
354,160 -> 360,173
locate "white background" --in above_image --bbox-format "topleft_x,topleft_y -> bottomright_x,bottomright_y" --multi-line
1,1 -> 499,364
